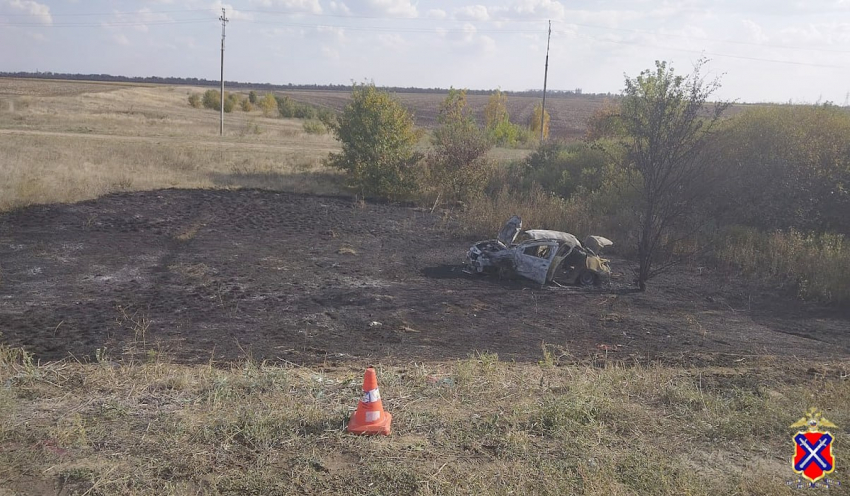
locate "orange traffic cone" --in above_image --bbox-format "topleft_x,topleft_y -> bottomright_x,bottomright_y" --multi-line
347,366 -> 392,436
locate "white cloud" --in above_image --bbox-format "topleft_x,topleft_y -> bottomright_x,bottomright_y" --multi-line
5,0 -> 52,25
317,24 -> 345,42
378,33 -> 405,51
455,5 -> 489,21
102,8 -> 172,34
250,0 -> 322,14
357,0 -> 417,18
321,46 -> 339,59
493,0 -> 565,20
426,8 -> 447,19
328,1 -> 350,15
741,19 -> 769,44
26,31 -> 46,41
562,9 -> 643,27
212,2 -> 254,20
135,8 -> 171,32
114,33 -> 130,45
458,22 -> 477,43
176,35 -> 197,49
477,34 -> 497,55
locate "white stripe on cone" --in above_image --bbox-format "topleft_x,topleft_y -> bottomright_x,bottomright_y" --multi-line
365,411 -> 381,422
362,388 -> 381,403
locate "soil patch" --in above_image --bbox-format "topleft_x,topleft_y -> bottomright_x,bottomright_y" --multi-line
0,189 -> 846,365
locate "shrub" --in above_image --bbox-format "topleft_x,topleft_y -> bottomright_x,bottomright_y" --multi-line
260,93 -> 277,117
276,95 -> 295,117
292,104 -> 315,120
317,108 -> 337,129
716,227 -> 850,303
327,83 -> 422,200
302,120 -> 327,135
488,119 -> 521,147
529,103 -> 550,141
202,89 -> 221,110
240,99 -> 253,112
188,93 -> 202,108
585,98 -> 625,141
522,141 -> 611,200
248,90 -> 258,104
275,95 -> 327,121
427,88 -> 492,203
713,104 -> 850,234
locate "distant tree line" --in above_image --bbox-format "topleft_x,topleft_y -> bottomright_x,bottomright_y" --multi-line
0,71 -> 613,99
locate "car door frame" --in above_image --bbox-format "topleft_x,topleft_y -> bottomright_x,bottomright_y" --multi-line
513,241 -> 559,285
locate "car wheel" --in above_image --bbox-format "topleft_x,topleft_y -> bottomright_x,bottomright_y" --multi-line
578,270 -> 597,287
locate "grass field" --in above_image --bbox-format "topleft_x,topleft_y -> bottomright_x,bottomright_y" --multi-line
0,78 -> 847,495
0,79 -> 538,212
0,80 -> 347,212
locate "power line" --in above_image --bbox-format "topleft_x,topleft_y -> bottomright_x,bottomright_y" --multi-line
0,8 -> 210,17
1,8 -> 847,69
1,7 -> 848,56
562,21 -> 850,55
595,37 -> 849,69
0,19 -> 214,28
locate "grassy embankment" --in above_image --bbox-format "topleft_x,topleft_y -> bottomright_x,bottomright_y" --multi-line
2,345 -> 847,495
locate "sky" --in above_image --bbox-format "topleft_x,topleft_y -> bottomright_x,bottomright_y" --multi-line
1,0 -> 849,104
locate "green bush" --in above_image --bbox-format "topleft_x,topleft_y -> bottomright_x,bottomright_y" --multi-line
276,95 -> 295,117
427,88 -> 492,203
275,95 -> 328,121
248,90 -> 258,104
188,93 -> 202,108
327,83 -> 422,200
202,89 -> 221,110
713,104 -> 850,234
302,120 -> 327,135
522,141 -> 611,199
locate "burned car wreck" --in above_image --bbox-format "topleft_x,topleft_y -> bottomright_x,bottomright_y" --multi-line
465,216 -> 613,286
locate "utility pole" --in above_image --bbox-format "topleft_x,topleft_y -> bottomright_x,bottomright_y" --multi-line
540,20 -> 551,142
219,8 -> 228,136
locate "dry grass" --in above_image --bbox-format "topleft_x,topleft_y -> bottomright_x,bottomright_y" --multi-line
0,80 -> 343,211
455,185 -> 597,240
0,344 -> 846,495
717,227 -> 850,303
0,79 -> 529,212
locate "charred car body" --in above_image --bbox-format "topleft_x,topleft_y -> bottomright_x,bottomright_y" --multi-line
465,216 -> 613,286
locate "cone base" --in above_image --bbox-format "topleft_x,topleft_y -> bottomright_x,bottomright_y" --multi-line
347,411 -> 392,436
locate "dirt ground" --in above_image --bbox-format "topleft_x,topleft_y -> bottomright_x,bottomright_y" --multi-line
1,188 -> 847,366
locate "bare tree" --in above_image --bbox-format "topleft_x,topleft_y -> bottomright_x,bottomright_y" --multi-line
620,59 -> 730,290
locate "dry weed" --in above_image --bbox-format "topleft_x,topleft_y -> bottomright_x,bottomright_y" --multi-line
0,343 -> 843,495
